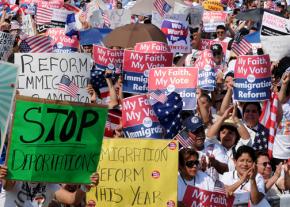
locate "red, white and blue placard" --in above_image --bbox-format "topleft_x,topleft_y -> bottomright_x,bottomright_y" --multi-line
122,95 -> 163,138
134,41 -> 171,53
93,45 -> 124,73
195,49 -> 216,91
46,28 -> 79,53
234,55 -> 271,101
122,50 -> 173,94
148,67 -> 198,110
161,19 -> 191,53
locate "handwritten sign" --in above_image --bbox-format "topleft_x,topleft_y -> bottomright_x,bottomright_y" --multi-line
148,67 -> 198,110
46,28 -> 79,53
122,50 -> 173,94
93,45 -> 123,72
183,185 -> 234,207
161,19 -> 191,53
234,55 -> 271,101
122,95 -> 163,138
203,11 -> 228,33
86,139 -> 178,207
0,32 -> 15,61
14,53 -> 92,103
134,41 -> 171,53
7,96 -> 108,184
261,12 -> 290,36
0,62 -> 18,154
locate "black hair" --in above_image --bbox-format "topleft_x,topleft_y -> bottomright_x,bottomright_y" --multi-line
234,145 -> 256,161
179,148 -> 199,168
200,93 -> 212,104
216,25 -> 226,31
218,125 -> 240,145
242,102 -> 262,116
256,151 -> 269,162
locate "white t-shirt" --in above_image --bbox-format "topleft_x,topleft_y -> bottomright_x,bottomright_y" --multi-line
0,182 -> 60,207
214,37 -> 232,43
178,171 -> 215,201
220,171 -> 269,206
273,98 -> 290,159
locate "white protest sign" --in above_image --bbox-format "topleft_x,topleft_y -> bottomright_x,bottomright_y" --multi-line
0,32 -> 15,61
107,9 -> 132,29
14,53 -> 92,103
261,12 -> 290,36
261,35 -> 290,61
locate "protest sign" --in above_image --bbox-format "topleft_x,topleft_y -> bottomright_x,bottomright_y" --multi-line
86,138 -> 178,207
190,5 -> 204,29
173,1 -> 191,16
261,35 -> 290,61
0,62 -> 18,154
234,55 -> 272,101
196,50 -> 216,91
261,12 -> 290,36
202,0 -> 224,11
134,41 -> 171,53
22,15 -> 36,37
148,67 -> 198,110
46,28 -> 79,53
50,8 -> 72,28
89,10 -> 104,28
122,50 -> 173,94
7,96 -> 108,184
161,19 -> 191,53
37,0 -> 64,9
151,11 -> 187,29
14,53 -> 92,103
202,11 -> 227,33
0,31 -> 15,61
107,9 -> 132,29
122,95 -> 163,138
183,185 -> 234,207
200,39 -> 228,54
93,45 -> 123,72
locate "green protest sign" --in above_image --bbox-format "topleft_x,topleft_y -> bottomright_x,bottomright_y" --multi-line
7,96 -> 108,184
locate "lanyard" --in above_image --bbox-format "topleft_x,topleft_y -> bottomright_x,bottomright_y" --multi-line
233,171 -> 249,190
180,174 -> 195,187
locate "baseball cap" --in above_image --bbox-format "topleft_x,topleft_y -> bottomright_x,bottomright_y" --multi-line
210,44 -> 223,55
183,116 -> 203,133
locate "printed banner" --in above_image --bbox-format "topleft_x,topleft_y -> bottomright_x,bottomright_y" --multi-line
50,8 -> 72,27
122,95 -> 163,138
14,53 -> 92,103
0,32 -> 15,61
7,96 -> 108,184
202,11 -> 228,33
234,55 -> 271,101
202,0 -> 224,11
183,185 -> 234,207
134,41 -> 171,53
148,67 -> 198,110
37,0 -> 64,9
122,50 -> 173,94
200,39 -> 228,54
0,62 -> 18,154
161,19 -> 191,53
93,45 -> 123,72
196,50 -> 216,91
86,139 -> 178,207
46,28 -> 79,53
261,12 -> 290,36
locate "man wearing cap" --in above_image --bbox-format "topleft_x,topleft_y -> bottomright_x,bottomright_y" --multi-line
214,25 -> 232,43
183,116 -> 228,181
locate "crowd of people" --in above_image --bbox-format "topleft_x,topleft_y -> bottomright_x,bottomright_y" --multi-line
0,0 -> 290,207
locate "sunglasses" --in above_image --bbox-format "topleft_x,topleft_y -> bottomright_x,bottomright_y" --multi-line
216,31 -> 225,34
185,160 -> 199,168
258,162 -> 271,167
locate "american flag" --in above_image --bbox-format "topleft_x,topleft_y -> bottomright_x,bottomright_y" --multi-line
101,9 -> 111,28
105,109 -> 122,137
231,38 -> 252,56
58,75 -> 79,98
36,6 -> 53,25
90,68 -> 111,103
153,0 -> 171,17
19,35 -> 53,53
174,129 -> 194,148
149,90 -> 168,104
213,180 -> 226,194
227,0 -> 236,10
259,92 -> 278,158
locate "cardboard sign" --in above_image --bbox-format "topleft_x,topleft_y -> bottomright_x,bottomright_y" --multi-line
261,12 -> 290,36
202,11 -> 227,33
46,28 -> 79,53
86,139 -> 178,207
134,41 -> 171,53
14,53 -> 92,103
234,55 -> 271,101
93,45 -> 123,72
7,96 -> 108,184
122,50 -> 173,94
148,67 -> 198,110
161,19 -> 191,53
196,50 -> 216,91
0,32 -> 15,61
122,95 -> 163,138
0,62 -> 18,154
202,0 -> 224,11
200,39 -> 228,54
183,185 -> 234,207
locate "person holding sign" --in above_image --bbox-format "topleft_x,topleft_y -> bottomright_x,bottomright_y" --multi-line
178,148 -> 215,207
220,146 -> 270,206
0,165 -> 99,207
